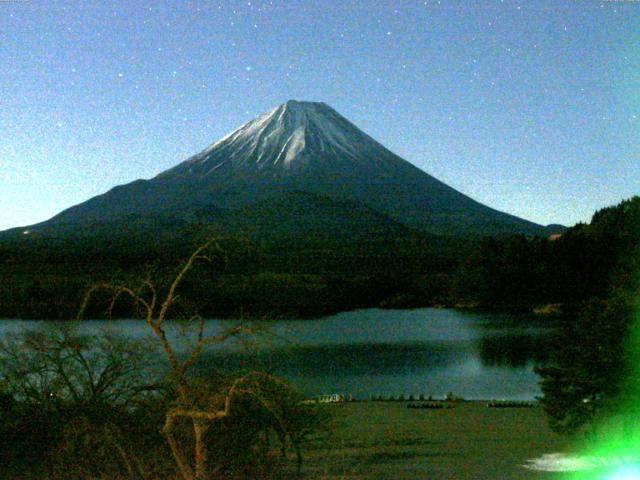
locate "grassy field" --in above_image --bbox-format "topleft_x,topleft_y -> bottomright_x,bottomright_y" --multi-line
302,401 -> 576,480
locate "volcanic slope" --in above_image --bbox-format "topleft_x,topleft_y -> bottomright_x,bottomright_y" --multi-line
7,100 -> 546,238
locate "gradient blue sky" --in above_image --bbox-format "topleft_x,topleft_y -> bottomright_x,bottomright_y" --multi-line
1,0 -> 638,231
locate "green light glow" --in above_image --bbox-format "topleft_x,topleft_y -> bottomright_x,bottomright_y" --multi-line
573,307 -> 639,479
605,465 -> 640,480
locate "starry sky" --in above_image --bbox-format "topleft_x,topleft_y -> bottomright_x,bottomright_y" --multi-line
1,0 -> 639,231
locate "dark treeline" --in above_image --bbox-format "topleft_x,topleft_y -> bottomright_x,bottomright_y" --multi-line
456,196 -> 640,311
0,196 -> 638,320
0,225 -> 470,319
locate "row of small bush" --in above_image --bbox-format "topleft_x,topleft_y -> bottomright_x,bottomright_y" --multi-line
369,394 -> 440,402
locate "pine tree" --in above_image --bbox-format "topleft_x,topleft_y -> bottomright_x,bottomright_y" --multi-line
535,297 -> 632,435
536,197 -> 640,436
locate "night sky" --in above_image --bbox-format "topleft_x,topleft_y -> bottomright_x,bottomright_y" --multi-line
1,0 -> 638,231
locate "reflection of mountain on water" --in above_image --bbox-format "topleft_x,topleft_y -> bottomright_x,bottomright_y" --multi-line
195,333 -> 552,377
194,334 -> 554,376
195,341 -> 474,377
478,334 -> 553,368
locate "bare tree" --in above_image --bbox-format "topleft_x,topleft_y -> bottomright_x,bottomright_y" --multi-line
0,324 -> 163,479
0,324 -> 159,407
77,237 -> 310,480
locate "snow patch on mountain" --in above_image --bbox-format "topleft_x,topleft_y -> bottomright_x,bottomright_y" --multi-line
280,126 -> 306,165
158,100 -> 398,178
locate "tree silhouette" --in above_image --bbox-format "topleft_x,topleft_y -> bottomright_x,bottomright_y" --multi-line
78,236 -> 319,480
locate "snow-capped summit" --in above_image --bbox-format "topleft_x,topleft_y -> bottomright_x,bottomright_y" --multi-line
158,100 -> 404,178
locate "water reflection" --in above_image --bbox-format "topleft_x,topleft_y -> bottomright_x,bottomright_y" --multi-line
478,334 -> 553,368
193,331 -> 553,399
196,341 -> 472,376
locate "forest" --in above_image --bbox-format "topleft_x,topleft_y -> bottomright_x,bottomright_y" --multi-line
0,197 -> 638,320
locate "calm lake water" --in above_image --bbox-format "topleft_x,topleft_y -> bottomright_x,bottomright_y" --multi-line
0,308 -> 554,400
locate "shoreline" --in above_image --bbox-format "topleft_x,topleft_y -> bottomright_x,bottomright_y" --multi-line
0,302 -> 568,322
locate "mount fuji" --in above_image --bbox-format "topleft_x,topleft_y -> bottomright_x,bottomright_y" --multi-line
8,100 -> 548,238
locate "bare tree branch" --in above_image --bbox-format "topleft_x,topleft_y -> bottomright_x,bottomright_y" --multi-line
156,237 -> 222,327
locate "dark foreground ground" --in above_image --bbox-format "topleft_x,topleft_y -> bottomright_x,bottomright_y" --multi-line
302,401 -> 576,480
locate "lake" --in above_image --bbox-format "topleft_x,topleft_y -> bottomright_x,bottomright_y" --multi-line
0,308 -> 554,400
